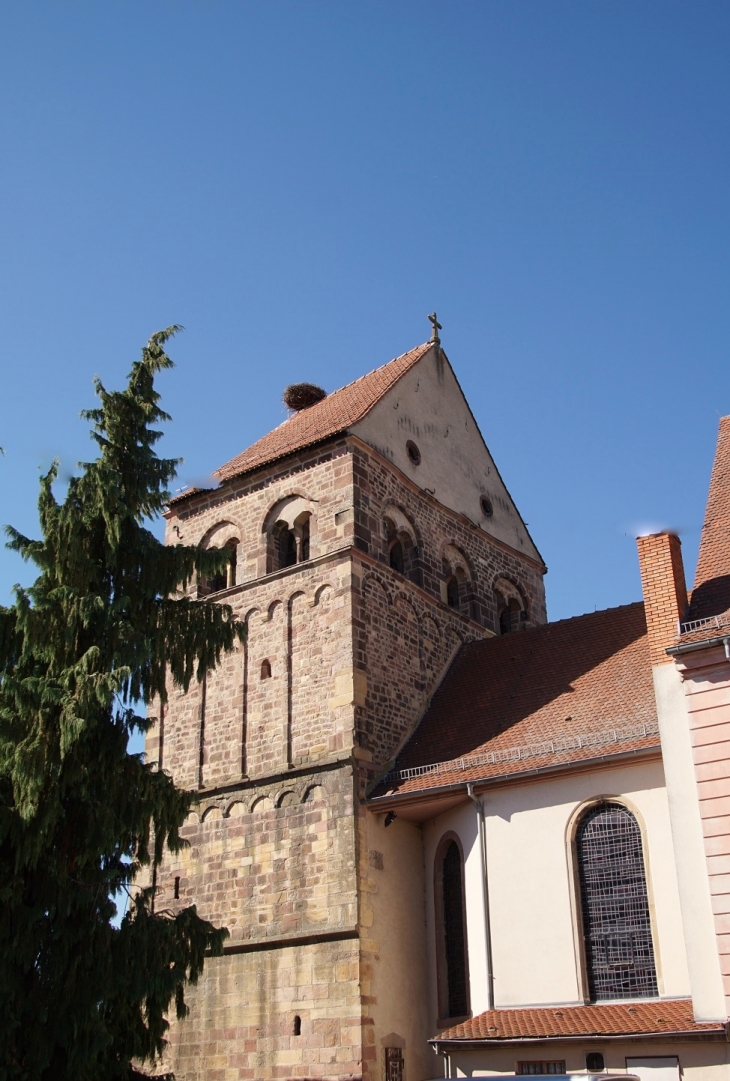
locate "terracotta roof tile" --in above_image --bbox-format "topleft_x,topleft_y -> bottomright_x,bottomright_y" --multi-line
371,603 -> 658,798
687,415 -> 730,623
433,999 -> 723,1042
213,342 -> 433,482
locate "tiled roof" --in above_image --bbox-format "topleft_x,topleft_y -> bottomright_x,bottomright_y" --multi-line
433,999 -> 723,1042
371,603 -> 658,798
686,415 -> 730,624
213,342 -> 433,482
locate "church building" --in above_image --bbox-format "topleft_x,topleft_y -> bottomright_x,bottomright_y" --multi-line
150,327 -> 730,1081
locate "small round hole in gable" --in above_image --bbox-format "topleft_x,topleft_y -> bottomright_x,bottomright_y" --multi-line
480,496 -> 493,518
406,440 -> 421,466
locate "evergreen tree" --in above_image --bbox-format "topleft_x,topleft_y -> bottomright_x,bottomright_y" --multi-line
0,328 -> 244,1081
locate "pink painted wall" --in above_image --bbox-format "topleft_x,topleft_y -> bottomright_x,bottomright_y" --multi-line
679,644 -> 730,1008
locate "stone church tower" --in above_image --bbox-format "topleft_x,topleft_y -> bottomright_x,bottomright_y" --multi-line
149,335 -> 547,1081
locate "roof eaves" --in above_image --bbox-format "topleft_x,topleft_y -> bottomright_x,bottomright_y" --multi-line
212,428 -> 350,485
667,634 -> 730,657
429,1029 -> 726,1048
367,743 -> 662,806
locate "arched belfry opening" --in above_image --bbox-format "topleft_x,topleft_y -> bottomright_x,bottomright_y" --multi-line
493,576 -> 527,634
264,496 -> 316,573
383,505 -> 421,585
441,544 -> 473,620
198,525 -> 240,596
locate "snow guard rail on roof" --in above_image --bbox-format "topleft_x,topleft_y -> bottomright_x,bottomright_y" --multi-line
378,720 -> 660,788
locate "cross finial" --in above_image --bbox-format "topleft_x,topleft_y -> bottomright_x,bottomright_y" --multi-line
428,312 -> 442,344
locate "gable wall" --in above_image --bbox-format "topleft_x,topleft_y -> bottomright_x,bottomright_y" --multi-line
353,345 -> 541,562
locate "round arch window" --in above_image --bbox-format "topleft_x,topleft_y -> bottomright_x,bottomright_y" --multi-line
406,440 -> 421,466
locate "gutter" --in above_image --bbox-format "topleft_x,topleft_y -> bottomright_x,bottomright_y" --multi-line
467,784 -> 495,1010
430,1028 -> 727,1051
667,635 -> 730,659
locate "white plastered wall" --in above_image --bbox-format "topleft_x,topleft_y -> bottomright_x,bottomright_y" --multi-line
445,1037 -> 730,1080
353,346 -> 540,563
424,760 -> 690,1027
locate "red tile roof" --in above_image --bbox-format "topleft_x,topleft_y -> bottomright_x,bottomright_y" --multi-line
371,603 -> 658,798
213,342 -> 433,483
686,415 -> 730,624
433,999 -> 723,1043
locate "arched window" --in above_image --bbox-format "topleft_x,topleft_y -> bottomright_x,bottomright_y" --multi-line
260,659 -> 272,680
272,521 -> 297,568
270,512 -> 311,571
299,515 -> 310,561
435,839 -> 469,1020
442,546 -> 472,618
226,539 -> 238,587
446,575 -> 460,609
389,538 -> 404,573
493,588 -> 523,635
383,509 -> 420,584
202,539 -> 239,595
576,802 -> 658,1001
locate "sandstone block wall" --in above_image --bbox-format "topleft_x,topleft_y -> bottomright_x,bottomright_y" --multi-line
162,939 -> 363,1081
158,767 -> 356,945
159,553 -> 355,790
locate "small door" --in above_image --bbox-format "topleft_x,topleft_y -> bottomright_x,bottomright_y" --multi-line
626,1055 -> 680,1081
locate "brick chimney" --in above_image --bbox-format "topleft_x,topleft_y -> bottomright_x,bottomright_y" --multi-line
637,533 -> 688,666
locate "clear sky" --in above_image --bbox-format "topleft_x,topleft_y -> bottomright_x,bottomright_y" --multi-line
1,2 -> 728,623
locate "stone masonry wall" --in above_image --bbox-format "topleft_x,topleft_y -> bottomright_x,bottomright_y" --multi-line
159,553 -> 356,791
352,557 -> 485,768
158,766 -> 356,945
352,441 -> 547,634
161,938 -> 363,1081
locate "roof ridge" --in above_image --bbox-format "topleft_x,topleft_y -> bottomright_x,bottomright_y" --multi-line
211,340 -> 432,484
318,340 -> 431,405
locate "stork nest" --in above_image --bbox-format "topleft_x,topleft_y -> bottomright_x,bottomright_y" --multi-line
283,383 -> 327,411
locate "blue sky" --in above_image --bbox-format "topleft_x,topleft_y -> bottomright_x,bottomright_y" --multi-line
1,2 -> 728,623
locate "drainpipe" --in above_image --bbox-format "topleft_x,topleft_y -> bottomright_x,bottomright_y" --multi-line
467,783 -> 495,1010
